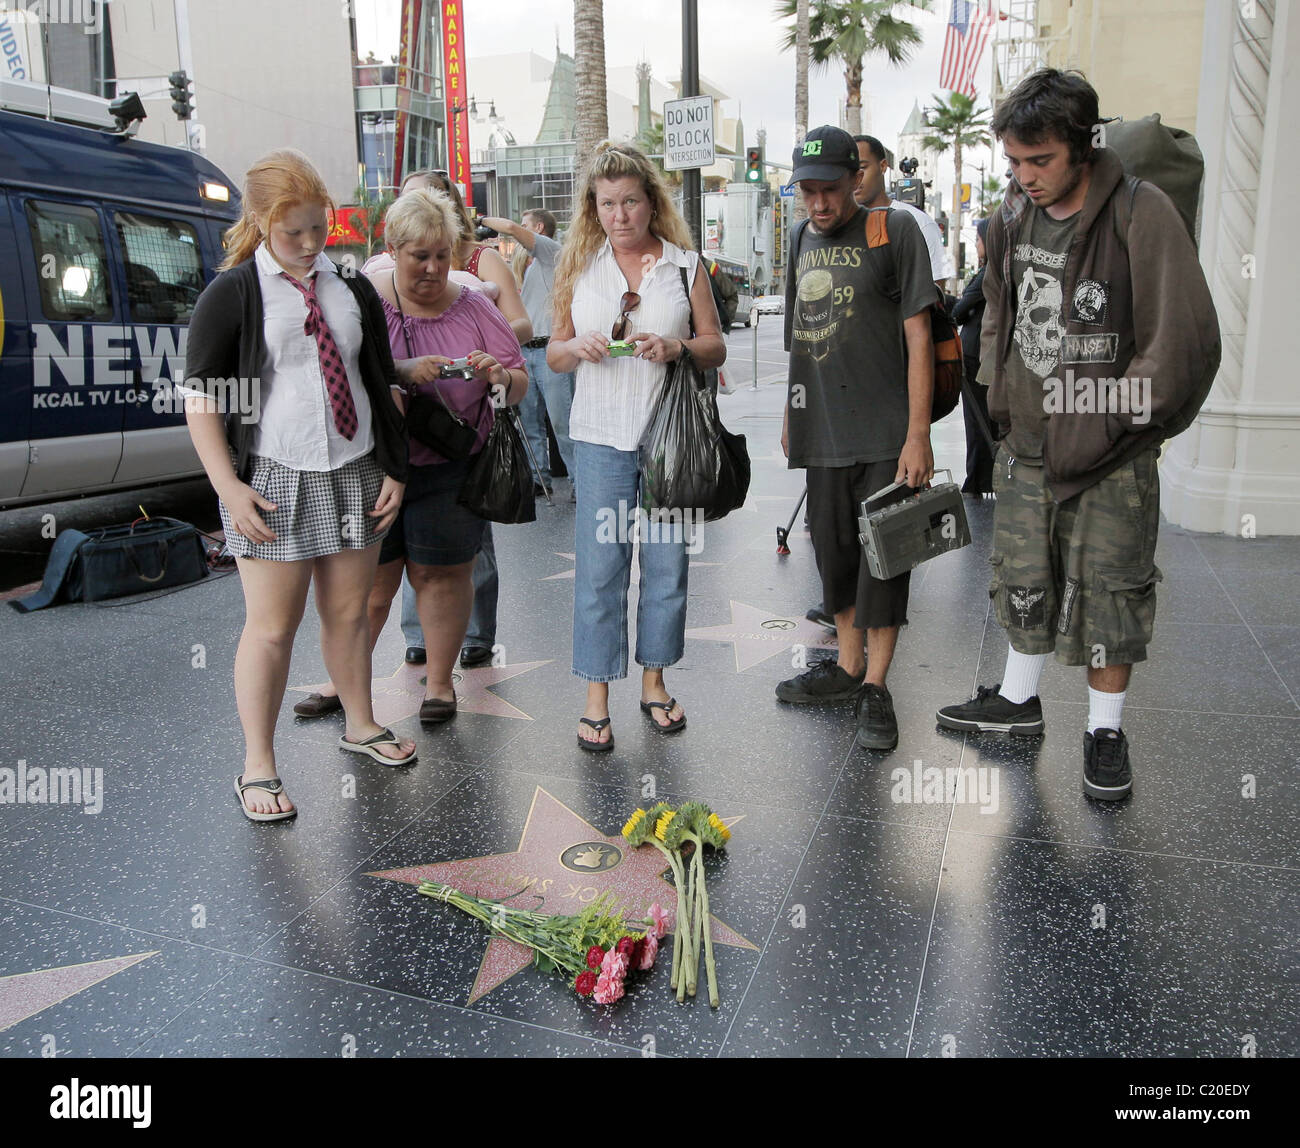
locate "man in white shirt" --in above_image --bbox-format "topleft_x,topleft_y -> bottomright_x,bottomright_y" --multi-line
481,210 -> 576,499
853,135 -> 950,287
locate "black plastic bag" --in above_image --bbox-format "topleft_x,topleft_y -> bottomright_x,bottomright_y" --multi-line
458,407 -> 536,524
638,355 -> 749,522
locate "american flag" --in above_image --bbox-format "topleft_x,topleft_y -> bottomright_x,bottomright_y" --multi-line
939,1 -> 994,98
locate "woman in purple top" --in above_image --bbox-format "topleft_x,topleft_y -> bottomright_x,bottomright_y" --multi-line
313,189 -> 527,724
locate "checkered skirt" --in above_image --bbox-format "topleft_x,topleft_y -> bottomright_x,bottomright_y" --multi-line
219,452 -> 389,562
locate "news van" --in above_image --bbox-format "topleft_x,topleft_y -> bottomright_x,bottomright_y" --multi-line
0,80 -> 241,508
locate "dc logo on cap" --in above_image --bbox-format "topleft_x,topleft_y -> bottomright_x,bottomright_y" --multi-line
802,141 -> 823,156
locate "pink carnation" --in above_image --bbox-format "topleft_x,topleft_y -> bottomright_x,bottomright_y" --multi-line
600,949 -> 629,980
636,932 -> 659,970
593,972 -> 625,1005
648,902 -> 669,938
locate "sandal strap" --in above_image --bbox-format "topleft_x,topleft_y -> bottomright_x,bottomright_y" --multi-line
350,727 -> 398,748
641,698 -> 678,711
238,776 -> 284,794
578,716 -> 611,731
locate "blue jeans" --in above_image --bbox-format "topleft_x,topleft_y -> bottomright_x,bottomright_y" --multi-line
572,441 -> 689,682
517,344 -> 576,483
400,522 -> 498,649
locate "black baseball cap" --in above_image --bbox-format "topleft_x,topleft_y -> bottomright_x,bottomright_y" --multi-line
791,125 -> 860,183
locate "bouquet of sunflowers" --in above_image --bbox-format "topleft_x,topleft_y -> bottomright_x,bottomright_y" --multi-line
621,801 -> 732,1007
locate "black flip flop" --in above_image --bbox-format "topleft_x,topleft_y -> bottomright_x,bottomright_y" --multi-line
577,716 -> 614,753
640,698 -> 686,733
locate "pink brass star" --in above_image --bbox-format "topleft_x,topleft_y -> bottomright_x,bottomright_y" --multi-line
290,659 -> 552,725
686,599 -> 837,672
370,787 -> 755,1003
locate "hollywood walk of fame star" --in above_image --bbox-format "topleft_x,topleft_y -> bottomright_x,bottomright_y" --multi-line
0,952 -> 158,1032
290,659 -> 552,725
686,599 -> 838,672
370,787 -> 755,1004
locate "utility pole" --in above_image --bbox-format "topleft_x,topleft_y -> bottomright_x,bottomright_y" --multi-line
681,0 -> 701,249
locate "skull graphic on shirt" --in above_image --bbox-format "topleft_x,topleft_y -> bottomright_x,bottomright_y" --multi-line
1013,267 -> 1064,378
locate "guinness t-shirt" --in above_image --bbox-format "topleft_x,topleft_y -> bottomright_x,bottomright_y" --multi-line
784,206 -> 935,468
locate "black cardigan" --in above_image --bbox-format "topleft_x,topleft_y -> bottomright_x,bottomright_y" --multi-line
183,259 -> 408,484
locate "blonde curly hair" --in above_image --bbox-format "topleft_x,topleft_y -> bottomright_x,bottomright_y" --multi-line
552,141 -> 694,321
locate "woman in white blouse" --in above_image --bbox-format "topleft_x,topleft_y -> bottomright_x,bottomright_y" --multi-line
549,142 -> 725,751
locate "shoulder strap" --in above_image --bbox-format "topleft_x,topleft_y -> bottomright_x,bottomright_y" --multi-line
864,206 -> 901,304
465,246 -> 484,276
1112,174 -> 1140,251
678,260 -> 697,337
11,529 -> 91,612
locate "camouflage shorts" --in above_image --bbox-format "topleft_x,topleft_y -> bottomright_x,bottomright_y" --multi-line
989,447 -> 1162,667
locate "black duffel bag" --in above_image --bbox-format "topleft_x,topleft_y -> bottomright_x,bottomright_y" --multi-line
12,517 -> 209,612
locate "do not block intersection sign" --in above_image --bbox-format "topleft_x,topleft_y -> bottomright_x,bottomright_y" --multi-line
663,95 -> 715,171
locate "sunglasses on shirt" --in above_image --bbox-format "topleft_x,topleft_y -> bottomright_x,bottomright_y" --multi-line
612,291 -> 640,341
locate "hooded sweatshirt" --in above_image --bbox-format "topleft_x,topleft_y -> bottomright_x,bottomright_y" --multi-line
978,147 -> 1220,502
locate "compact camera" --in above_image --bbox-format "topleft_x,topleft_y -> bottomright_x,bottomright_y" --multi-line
607,340 -> 637,357
438,357 -> 475,379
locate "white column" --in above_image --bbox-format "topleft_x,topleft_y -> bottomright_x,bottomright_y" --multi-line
1161,0 -> 1300,536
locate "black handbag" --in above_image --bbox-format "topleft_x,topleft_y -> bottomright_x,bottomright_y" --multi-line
394,289 -> 478,459
458,406 -> 536,524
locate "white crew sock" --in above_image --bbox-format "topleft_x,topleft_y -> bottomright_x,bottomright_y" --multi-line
1088,688 -> 1126,734
1000,646 -> 1048,704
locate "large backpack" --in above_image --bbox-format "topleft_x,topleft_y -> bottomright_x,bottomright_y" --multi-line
788,212 -> 963,422
1104,113 -> 1205,247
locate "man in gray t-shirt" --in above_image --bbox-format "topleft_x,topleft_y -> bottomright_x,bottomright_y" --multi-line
481,210 -> 576,491
776,125 -> 936,754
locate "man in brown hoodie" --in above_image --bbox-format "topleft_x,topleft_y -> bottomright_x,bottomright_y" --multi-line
936,69 -> 1220,801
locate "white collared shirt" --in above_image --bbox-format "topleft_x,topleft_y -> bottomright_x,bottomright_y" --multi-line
568,237 -> 698,451
250,243 -> 375,471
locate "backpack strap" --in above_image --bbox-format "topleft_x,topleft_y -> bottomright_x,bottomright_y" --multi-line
785,218 -> 814,349
10,529 -> 91,612
1112,174 -> 1141,251
864,206 -> 901,304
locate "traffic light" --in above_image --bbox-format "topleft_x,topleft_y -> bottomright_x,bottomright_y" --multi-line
745,146 -> 763,184
169,71 -> 193,120
937,210 -> 950,245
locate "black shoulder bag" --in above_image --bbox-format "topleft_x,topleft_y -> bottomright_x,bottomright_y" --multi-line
393,287 -> 478,459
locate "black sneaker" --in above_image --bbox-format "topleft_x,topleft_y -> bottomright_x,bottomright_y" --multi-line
805,604 -> 834,628
776,659 -> 865,704
1083,728 -> 1132,801
404,646 -> 427,665
935,683 -> 1044,735
855,683 -> 898,750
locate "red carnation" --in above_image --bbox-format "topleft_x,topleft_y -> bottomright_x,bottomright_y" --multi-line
586,946 -> 605,970
616,936 -> 637,959
574,971 -> 597,996
632,938 -> 646,967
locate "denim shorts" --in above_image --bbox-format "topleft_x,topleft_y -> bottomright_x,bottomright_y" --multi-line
379,456 -> 486,567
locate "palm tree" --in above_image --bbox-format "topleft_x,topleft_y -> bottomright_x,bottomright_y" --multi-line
793,0 -> 810,223
352,184 -> 394,259
979,172 -> 1005,216
573,0 -> 609,180
922,91 -> 990,265
776,0 -> 932,136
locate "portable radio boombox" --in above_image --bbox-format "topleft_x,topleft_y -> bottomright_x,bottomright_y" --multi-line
857,469 -> 971,580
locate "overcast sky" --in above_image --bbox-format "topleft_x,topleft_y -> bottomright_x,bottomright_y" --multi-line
354,1 -> 1000,199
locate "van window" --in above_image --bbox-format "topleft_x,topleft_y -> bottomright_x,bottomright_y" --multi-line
25,200 -> 113,322
114,211 -> 204,324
